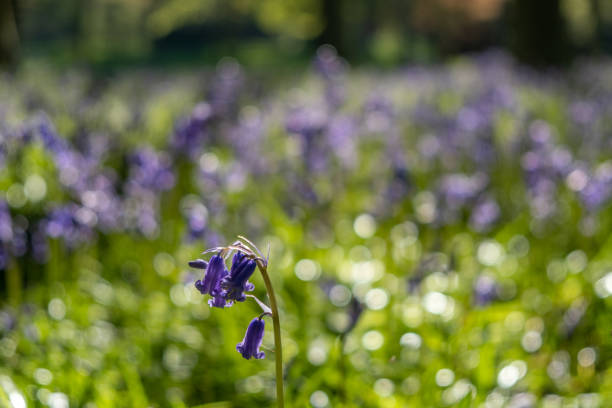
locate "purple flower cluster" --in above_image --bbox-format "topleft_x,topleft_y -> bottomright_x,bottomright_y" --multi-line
208,59 -> 245,117
0,112 -> 184,269
314,45 -> 347,110
0,200 -> 13,269
4,48 -> 612,284
193,252 -> 256,308
44,205 -> 94,247
172,102 -> 212,157
190,250 -> 264,359
577,163 -> 612,211
127,148 -> 175,192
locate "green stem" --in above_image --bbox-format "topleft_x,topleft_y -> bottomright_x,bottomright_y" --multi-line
7,258 -> 21,306
49,238 -> 61,285
256,259 -> 284,408
338,334 -> 347,406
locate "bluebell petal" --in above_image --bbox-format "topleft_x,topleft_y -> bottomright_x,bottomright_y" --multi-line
236,317 -> 266,360
188,259 -> 208,269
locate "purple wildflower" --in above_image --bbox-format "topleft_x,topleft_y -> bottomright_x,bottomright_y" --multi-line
560,298 -> 587,338
364,95 -> 395,133
578,163 -> 612,211
473,275 -> 498,306
313,45 -> 347,109
208,59 -> 244,117
470,198 -> 500,232
0,200 -> 13,243
236,317 -> 266,360
172,102 -> 212,156
327,115 -> 357,167
439,173 -> 488,206
128,148 -> 175,192
569,101 -> 597,126
194,254 -> 227,297
580,179 -> 611,210
221,252 -> 256,303
44,205 -> 94,247
208,291 -> 228,308
314,45 -> 346,79
285,107 -> 327,138
185,206 -> 207,241
37,116 -> 68,154
285,106 -> 330,173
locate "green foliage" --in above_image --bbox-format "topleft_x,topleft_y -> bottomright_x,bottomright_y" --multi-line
1,58 -> 612,407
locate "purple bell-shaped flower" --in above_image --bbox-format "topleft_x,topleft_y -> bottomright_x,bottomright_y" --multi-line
222,252 -> 256,302
194,254 -> 228,308
236,317 -> 266,360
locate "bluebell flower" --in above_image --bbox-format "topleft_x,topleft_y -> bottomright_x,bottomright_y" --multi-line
314,45 -> 346,79
285,107 -> 327,138
128,148 -> 175,192
208,291 -> 228,308
194,254 -> 227,300
172,102 -> 212,156
469,198 -> 500,232
439,173 -> 487,207
0,200 -> 13,243
236,317 -> 266,360
473,275 -> 498,306
221,252 -> 256,302
188,259 -> 208,269
186,207 -> 207,241
38,117 -> 68,154
44,205 -> 94,248
208,59 -> 244,116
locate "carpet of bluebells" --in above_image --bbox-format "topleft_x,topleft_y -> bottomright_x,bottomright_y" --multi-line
1,49 -> 612,407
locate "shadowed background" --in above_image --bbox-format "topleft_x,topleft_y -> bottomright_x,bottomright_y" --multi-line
1,0 -> 612,68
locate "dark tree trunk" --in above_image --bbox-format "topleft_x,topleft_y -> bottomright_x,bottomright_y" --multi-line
591,0 -> 612,54
0,0 -> 20,67
505,0 -> 572,66
318,0 -> 344,55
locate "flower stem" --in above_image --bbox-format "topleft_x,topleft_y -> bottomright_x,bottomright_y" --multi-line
338,334 -> 348,406
256,259 -> 284,408
7,258 -> 21,306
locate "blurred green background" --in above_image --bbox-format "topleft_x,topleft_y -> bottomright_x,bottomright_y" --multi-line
2,0 -> 612,68
2,1 -> 612,408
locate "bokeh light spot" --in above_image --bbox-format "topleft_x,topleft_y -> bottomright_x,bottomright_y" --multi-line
354,214 -> 377,238
362,330 -> 384,350
295,259 -> 321,281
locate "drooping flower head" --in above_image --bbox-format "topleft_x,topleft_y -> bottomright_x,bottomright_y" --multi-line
189,238 -> 272,362
194,254 -> 228,307
236,317 -> 266,360
221,251 -> 256,303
